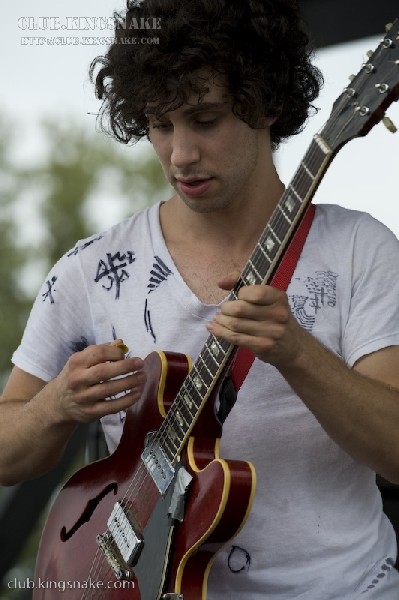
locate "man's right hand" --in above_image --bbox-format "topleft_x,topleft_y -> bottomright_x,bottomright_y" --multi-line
54,340 -> 146,423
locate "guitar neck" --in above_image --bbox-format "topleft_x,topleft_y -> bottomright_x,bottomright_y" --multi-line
155,134 -> 335,464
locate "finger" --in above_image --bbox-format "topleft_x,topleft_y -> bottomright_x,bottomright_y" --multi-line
76,387 -> 144,421
83,369 -> 147,402
206,319 -> 276,354
236,284 -> 283,305
217,271 -> 241,291
74,341 -> 130,370
86,357 -> 144,387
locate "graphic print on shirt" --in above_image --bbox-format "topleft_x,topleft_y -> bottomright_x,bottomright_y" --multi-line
41,276 -> 58,304
67,236 -> 103,257
227,545 -> 251,574
289,270 -> 338,331
359,556 -> 396,594
69,336 -> 89,353
94,251 -> 136,299
144,256 -> 173,343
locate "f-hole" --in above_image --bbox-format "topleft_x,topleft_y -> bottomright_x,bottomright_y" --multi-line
60,482 -> 118,541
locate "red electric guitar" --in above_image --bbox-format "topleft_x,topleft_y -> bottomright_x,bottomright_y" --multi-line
33,20 -> 399,600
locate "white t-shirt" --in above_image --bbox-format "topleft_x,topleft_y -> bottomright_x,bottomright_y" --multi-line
13,202 -> 399,599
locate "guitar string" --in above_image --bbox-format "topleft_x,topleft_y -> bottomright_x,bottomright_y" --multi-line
83,34 -> 395,590
84,460 -> 158,592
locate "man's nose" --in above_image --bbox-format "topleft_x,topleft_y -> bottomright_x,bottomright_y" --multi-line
170,128 -> 200,169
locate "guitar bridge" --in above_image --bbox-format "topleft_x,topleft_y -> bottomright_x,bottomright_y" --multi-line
96,500 -> 143,580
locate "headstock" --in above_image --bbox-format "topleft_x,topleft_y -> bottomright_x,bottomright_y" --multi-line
321,19 -> 399,152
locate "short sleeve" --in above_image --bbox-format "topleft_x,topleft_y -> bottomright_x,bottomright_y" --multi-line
12,247 -> 96,381
342,214 -> 399,367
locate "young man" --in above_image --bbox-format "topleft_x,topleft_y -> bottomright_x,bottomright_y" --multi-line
1,0 -> 399,598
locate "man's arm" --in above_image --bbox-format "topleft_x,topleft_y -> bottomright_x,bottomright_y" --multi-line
207,283 -> 399,484
0,342 -> 146,486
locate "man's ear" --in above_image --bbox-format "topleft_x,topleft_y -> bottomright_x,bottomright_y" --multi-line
260,114 -> 279,128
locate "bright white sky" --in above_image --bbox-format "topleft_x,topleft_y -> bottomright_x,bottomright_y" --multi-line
1,1 -> 399,237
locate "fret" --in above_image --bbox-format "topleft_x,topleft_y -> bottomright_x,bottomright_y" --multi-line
181,388 -> 195,413
302,139 -> 331,180
282,193 -> 299,215
243,259 -> 262,285
301,161 -> 316,180
268,225 -> 282,244
289,184 -> 303,204
167,410 -> 185,437
259,225 -> 281,262
173,406 -> 189,429
190,366 -> 206,395
162,423 -> 180,454
277,202 -> 293,225
203,341 -> 222,369
208,336 -> 226,361
197,354 -> 215,388
179,377 -> 203,409
255,241 -> 273,265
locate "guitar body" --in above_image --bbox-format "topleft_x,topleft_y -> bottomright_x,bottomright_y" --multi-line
33,351 -> 256,600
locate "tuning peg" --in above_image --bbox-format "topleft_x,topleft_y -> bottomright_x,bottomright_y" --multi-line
349,74 -> 356,81
366,50 -> 374,58
385,22 -> 394,32
383,116 -> 397,133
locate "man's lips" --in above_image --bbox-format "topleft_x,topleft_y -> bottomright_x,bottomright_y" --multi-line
175,177 -> 213,198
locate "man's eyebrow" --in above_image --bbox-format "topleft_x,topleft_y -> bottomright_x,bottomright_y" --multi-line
181,101 -> 229,116
145,101 -> 229,118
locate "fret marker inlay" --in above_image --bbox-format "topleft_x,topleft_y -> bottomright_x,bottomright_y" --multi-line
246,271 -> 257,285
285,196 -> 295,212
183,393 -> 193,410
167,425 -> 177,442
210,341 -> 220,357
193,375 -> 203,390
175,411 -> 184,427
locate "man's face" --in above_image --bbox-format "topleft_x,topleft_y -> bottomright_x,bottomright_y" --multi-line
147,76 -> 273,214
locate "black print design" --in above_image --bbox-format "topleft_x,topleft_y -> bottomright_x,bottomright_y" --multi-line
227,545 -> 251,574
94,251 -> 136,299
147,256 -> 173,294
42,276 -> 58,304
144,256 -> 173,343
67,236 -> 103,257
69,336 -> 89,353
144,298 -> 156,343
289,270 -> 338,331
361,557 -> 395,594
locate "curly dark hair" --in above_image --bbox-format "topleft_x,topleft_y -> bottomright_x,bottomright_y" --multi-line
90,0 -> 323,148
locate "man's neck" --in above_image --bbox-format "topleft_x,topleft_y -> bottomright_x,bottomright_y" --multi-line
160,177 -> 285,254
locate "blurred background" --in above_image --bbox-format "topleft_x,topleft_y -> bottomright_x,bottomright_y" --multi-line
0,1 -> 398,597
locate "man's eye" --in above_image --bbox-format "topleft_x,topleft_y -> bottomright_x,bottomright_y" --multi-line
195,118 -> 218,128
152,122 -> 172,130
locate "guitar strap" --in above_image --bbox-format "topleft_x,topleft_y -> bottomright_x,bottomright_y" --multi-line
217,202 -> 316,423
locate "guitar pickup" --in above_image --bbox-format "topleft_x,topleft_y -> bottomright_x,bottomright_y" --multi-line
106,500 -> 144,567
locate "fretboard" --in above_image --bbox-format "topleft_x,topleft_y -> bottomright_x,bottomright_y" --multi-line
155,134 -> 333,463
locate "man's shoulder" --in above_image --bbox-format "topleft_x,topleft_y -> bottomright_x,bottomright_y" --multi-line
67,201 -> 160,259
314,203 -> 397,240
